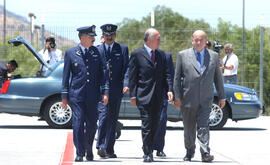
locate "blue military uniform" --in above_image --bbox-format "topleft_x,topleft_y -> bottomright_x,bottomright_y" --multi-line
96,24 -> 129,157
153,51 -> 175,155
62,26 -> 108,159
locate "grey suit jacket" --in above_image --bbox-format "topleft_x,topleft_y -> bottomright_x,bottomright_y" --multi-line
174,48 -> 225,109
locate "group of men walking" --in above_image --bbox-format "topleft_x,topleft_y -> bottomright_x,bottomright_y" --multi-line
61,24 -> 226,163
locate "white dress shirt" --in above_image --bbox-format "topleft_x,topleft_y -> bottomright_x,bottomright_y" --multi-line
222,53 -> 238,76
39,48 -> 62,72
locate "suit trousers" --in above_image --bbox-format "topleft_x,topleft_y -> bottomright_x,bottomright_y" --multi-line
181,104 -> 211,155
96,97 -> 122,154
153,98 -> 168,151
71,100 -> 98,156
137,93 -> 162,155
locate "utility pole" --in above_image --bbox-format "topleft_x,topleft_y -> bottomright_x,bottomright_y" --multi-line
41,24 -> 45,49
241,0 -> 245,86
151,10 -> 155,28
28,13 -> 36,45
260,14 -> 264,108
3,0 -> 6,45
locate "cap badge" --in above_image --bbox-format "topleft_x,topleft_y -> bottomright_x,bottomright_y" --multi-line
106,26 -> 112,31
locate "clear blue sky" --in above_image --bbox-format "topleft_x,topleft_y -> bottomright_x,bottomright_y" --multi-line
1,0 -> 269,42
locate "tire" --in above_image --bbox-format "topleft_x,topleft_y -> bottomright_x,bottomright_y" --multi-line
209,101 -> 229,130
43,97 -> 72,128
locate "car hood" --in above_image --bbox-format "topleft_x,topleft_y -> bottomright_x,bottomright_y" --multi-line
8,36 -> 50,70
224,83 -> 257,94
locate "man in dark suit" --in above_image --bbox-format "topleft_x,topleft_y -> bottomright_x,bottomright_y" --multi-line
61,25 -> 109,162
96,24 -> 129,158
153,51 -> 174,158
174,30 -> 226,162
129,28 -> 173,162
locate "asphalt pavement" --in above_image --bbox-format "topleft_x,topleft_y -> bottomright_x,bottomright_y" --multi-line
0,113 -> 269,165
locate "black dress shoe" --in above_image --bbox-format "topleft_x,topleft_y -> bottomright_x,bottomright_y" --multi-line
97,149 -> 106,158
143,154 -> 153,162
149,153 -> 154,161
106,153 -> 117,158
74,155 -> 83,162
202,153 -> 214,162
183,153 -> 194,161
86,152 -> 94,161
156,151 -> 166,158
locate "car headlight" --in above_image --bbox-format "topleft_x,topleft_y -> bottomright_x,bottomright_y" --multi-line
234,92 -> 258,101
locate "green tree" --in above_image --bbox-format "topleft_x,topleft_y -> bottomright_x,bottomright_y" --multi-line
116,6 -> 270,114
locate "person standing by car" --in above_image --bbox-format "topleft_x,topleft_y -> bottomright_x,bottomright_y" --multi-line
61,25 -> 109,162
220,43 -> 239,84
129,28 -> 173,162
152,51 -> 174,158
38,36 -> 62,75
0,60 -> 18,88
174,30 -> 225,162
96,24 -> 129,158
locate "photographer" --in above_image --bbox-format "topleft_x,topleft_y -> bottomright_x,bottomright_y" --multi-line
38,36 -> 62,74
220,43 -> 238,84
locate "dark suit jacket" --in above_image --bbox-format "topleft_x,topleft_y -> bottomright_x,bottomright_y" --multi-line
61,45 -> 108,103
97,42 -> 129,98
129,46 -> 173,105
174,48 -> 225,110
164,51 -> 175,93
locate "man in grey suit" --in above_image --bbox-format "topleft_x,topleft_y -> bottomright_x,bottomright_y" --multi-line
174,30 -> 226,162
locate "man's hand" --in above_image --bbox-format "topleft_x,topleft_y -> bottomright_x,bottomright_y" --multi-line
174,99 -> 182,109
61,98 -> 68,110
102,94 -> 109,105
167,92 -> 174,103
219,99 -> 226,109
123,87 -> 129,94
130,98 -> 136,106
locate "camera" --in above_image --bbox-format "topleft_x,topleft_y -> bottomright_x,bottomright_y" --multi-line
212,40 -> 224,54
46,37 -> 56,49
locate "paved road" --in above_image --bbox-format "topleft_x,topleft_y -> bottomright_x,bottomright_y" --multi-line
0,113 -> 269,165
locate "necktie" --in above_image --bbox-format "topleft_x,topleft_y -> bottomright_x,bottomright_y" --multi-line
84,48 -> 88,56
151,50 -> 155,64
106,46 -> 111,59
107,46 -> 111,55
196,52 -> 201,66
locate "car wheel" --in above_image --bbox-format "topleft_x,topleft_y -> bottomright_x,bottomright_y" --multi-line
43,97 -> 72,128
209,102 -> 229,129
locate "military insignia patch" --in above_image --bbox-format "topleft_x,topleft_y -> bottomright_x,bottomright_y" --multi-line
76,51 -> 81,56
90,50 -> 94,55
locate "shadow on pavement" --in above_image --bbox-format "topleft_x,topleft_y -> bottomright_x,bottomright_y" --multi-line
123,126 -> 266,131
212,127 -> 267,131
0,125 -> 67,129
123,126 -> 184,130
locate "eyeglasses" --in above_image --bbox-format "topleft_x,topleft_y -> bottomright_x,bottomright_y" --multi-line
193,38 -> 205,43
